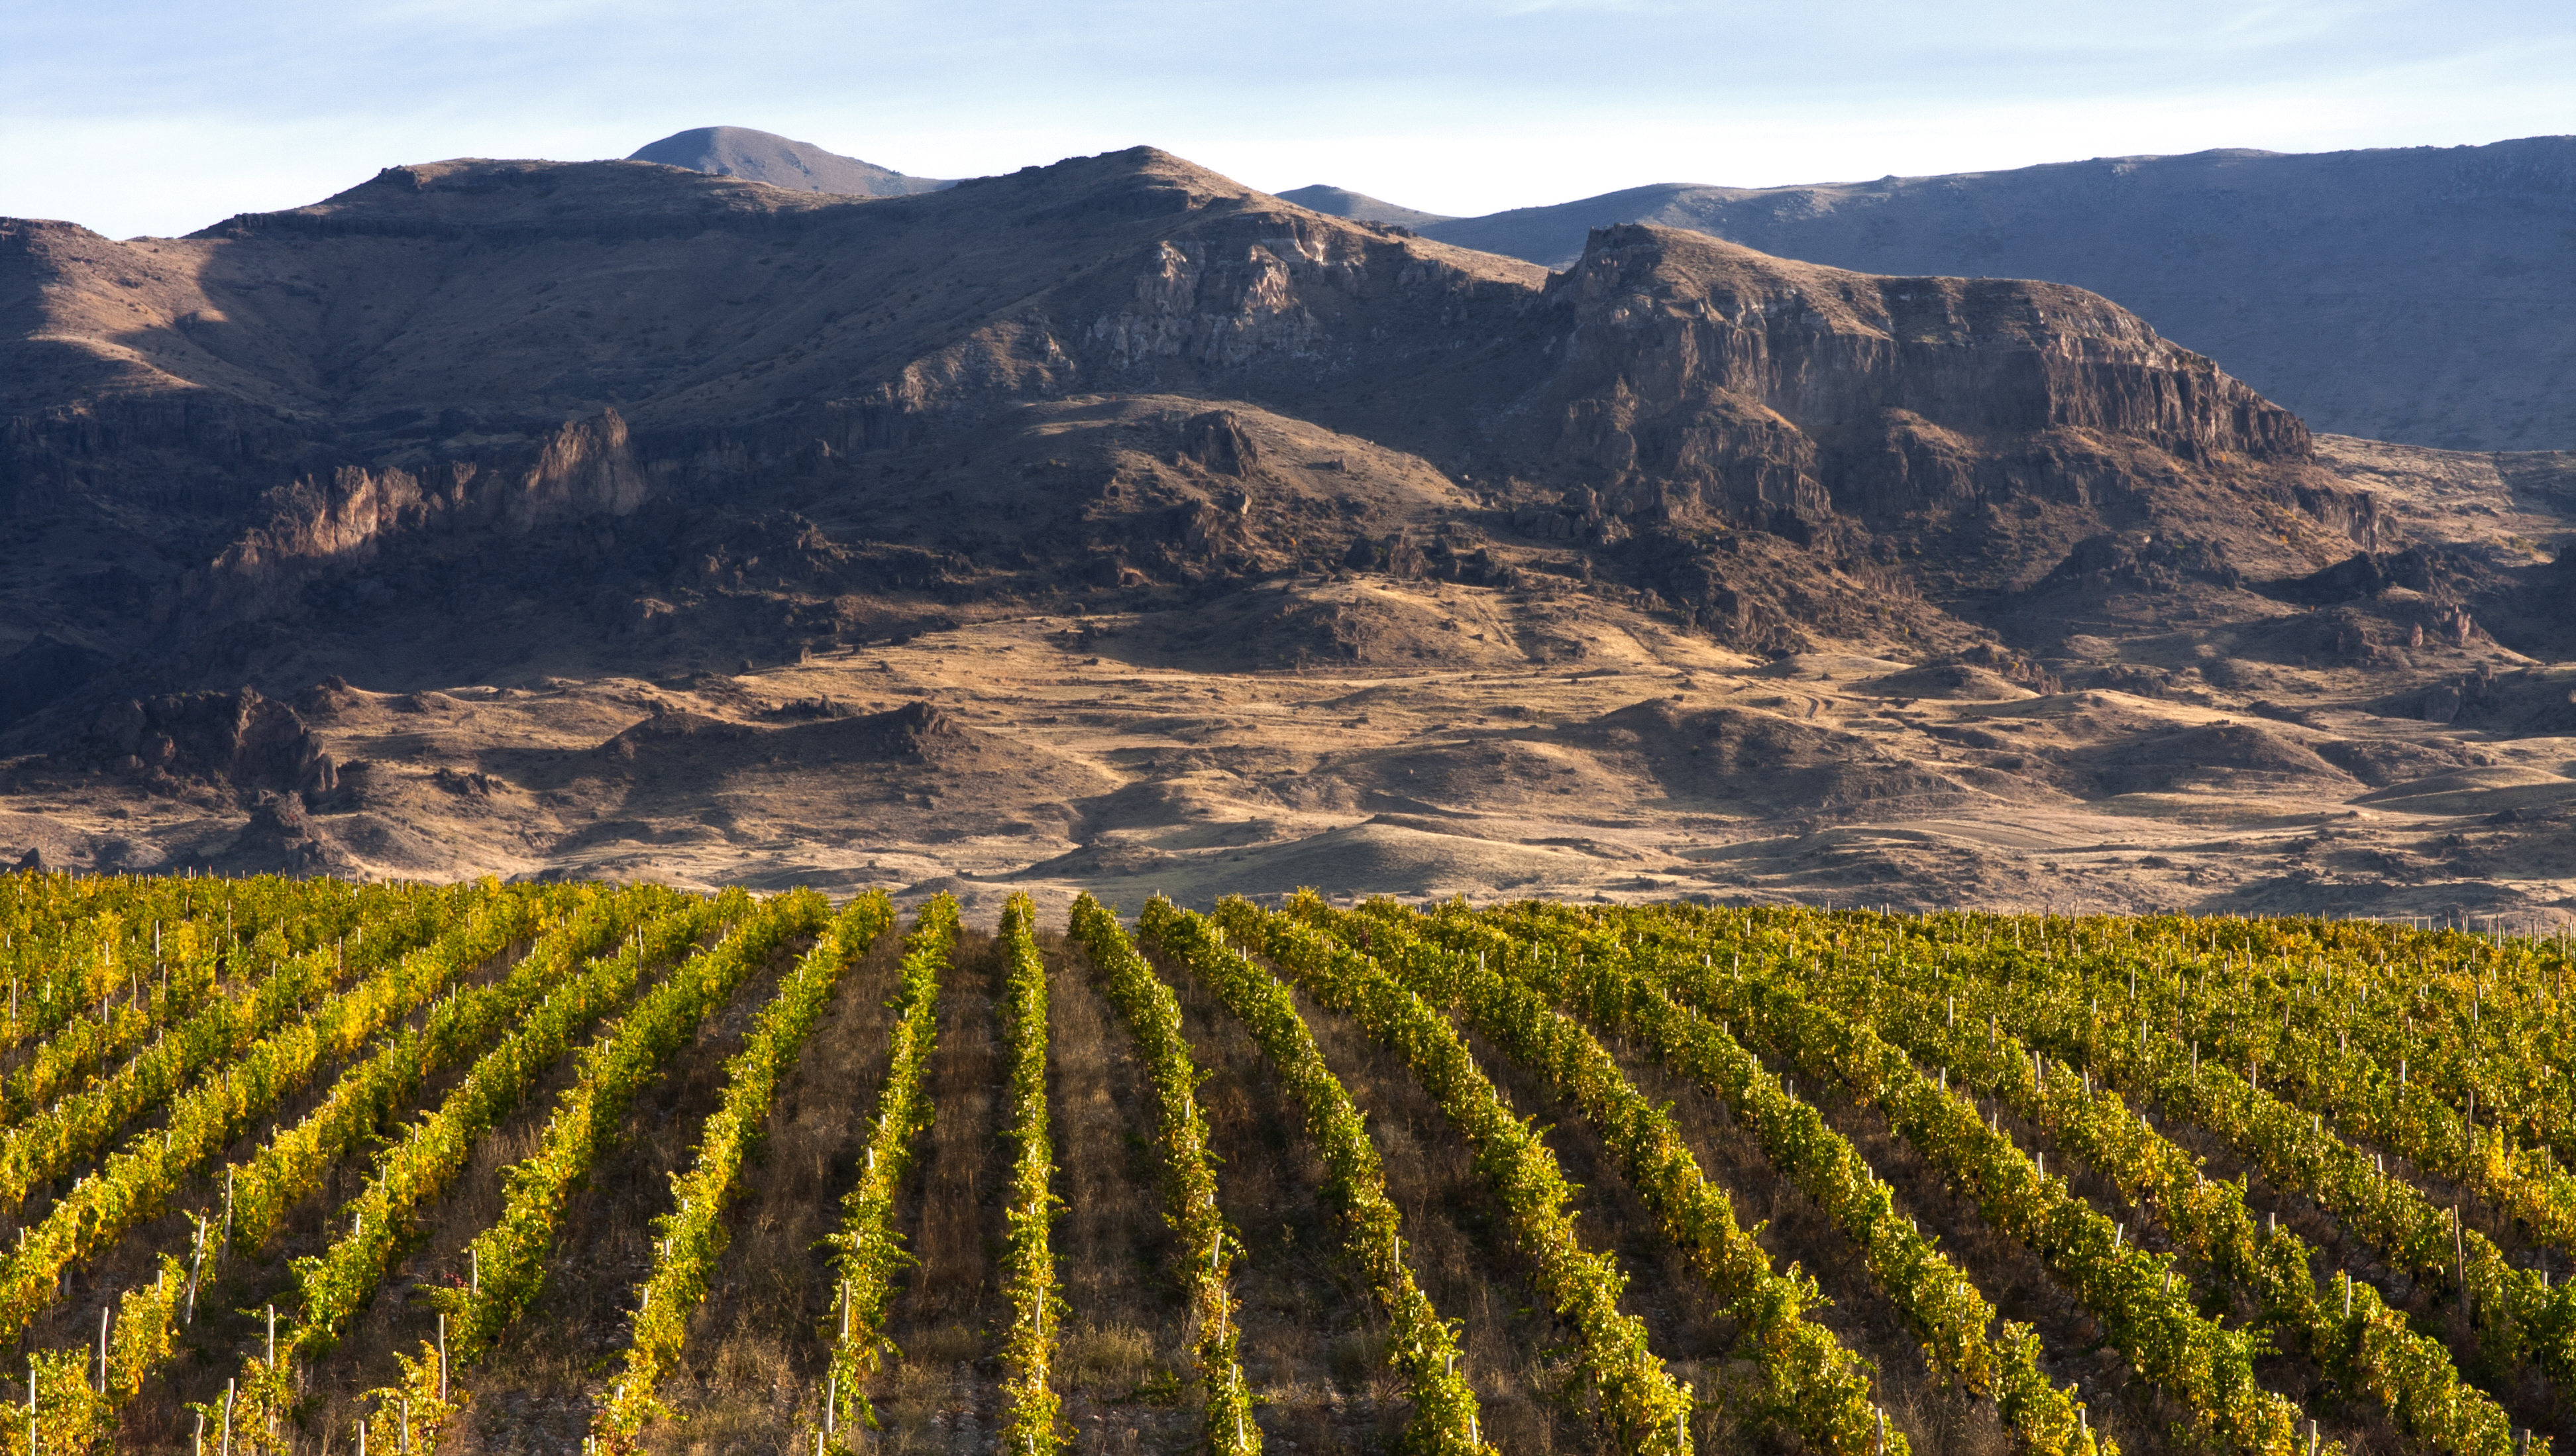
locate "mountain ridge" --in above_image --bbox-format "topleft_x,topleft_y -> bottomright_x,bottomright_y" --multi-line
1273,184 -> 1455,227
0,144 -> 2436,690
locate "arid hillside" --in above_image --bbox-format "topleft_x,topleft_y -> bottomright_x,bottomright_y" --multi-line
3,144 -> 2575,921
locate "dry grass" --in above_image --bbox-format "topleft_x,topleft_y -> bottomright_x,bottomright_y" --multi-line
867,926 -> 1006,1455
625,918 -> 915,1455
1046,930 -> 1200,1452
418,928 -> 808,1455
11,931 -> 540,1454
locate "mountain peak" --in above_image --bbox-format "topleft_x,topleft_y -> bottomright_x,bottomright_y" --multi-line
1273,184 -> 1454,228
627,125 -> 951,197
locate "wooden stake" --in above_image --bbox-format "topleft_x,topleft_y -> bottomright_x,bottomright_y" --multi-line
2455,1206 -> 2472,1324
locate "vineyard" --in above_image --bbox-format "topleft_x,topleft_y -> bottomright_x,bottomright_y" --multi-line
0,873 -> 2565,1456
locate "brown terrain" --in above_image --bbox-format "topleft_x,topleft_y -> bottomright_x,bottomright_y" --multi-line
5,144 -> 2576,923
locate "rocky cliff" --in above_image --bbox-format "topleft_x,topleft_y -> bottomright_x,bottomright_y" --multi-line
1514,224 -> 2311,536
198,411 -> 650,620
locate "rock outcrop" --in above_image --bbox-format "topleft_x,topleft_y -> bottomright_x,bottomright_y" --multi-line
77,687 -> 335,799
196,410 -> 648,621
1517,225 -> 2310,533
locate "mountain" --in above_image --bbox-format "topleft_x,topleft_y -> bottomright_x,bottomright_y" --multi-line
2,144 -> 2570,919
628,125 -> 953,197
0,144 -> 2324,667
1273,184 -> 1454,227
1414,137 -> 2576,452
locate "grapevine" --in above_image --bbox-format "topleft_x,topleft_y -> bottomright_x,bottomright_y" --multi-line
405,887 -> 815,1455
1565,909 -> 2324,1456
1311,894 -> 1896,1456
0,879 -> 545,1349
592,891 -> 892,1452
210,888 -> 706,1455
1071,894 -> 1259,1455
995,893 -> 1069,1456
818,894 -> 957,1448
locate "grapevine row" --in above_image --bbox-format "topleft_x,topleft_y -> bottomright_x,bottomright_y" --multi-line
1924,912 -> 2576,1259
2,883 -> 612,1455
0,875 -> 437,1069
5,907 -> 237,1127
0,873 -> 315,1055
411,887 -> 805,1453
1311,895 -> 1892,1456
1741,905 -> 2576,1386
1572,911 -> 2324,1456
0,887 -> 450,1207
2161,970 -> 2576,1272
1784,905 -> 2576,1218
592,890 -> 890,1452
996,894 -> 1068,1456
2213,927 -> 2576,1170
0,887 -> 426,1127
820,894 -> 957,1447
0,881 -> 553,1349
212,889 -> 706,1455
1884,943 -> 2576,1385
1823,956 -> 2533,1456
1069,894 -> 1258,1455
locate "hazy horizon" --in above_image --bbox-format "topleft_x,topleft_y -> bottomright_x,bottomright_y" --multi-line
5,0 -> 2570,239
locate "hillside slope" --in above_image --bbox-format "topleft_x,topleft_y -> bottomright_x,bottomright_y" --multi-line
2,145 -> 2572,919
1273,184 -> 1455,227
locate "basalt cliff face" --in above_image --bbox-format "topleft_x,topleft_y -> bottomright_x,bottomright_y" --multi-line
199,410 -> 651,620
1516,225 -> 2310,535
1,144 -> 2571,919
1414,137 -> 2576,451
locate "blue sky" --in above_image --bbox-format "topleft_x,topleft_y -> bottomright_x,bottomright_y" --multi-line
6,0 -> 2571,239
